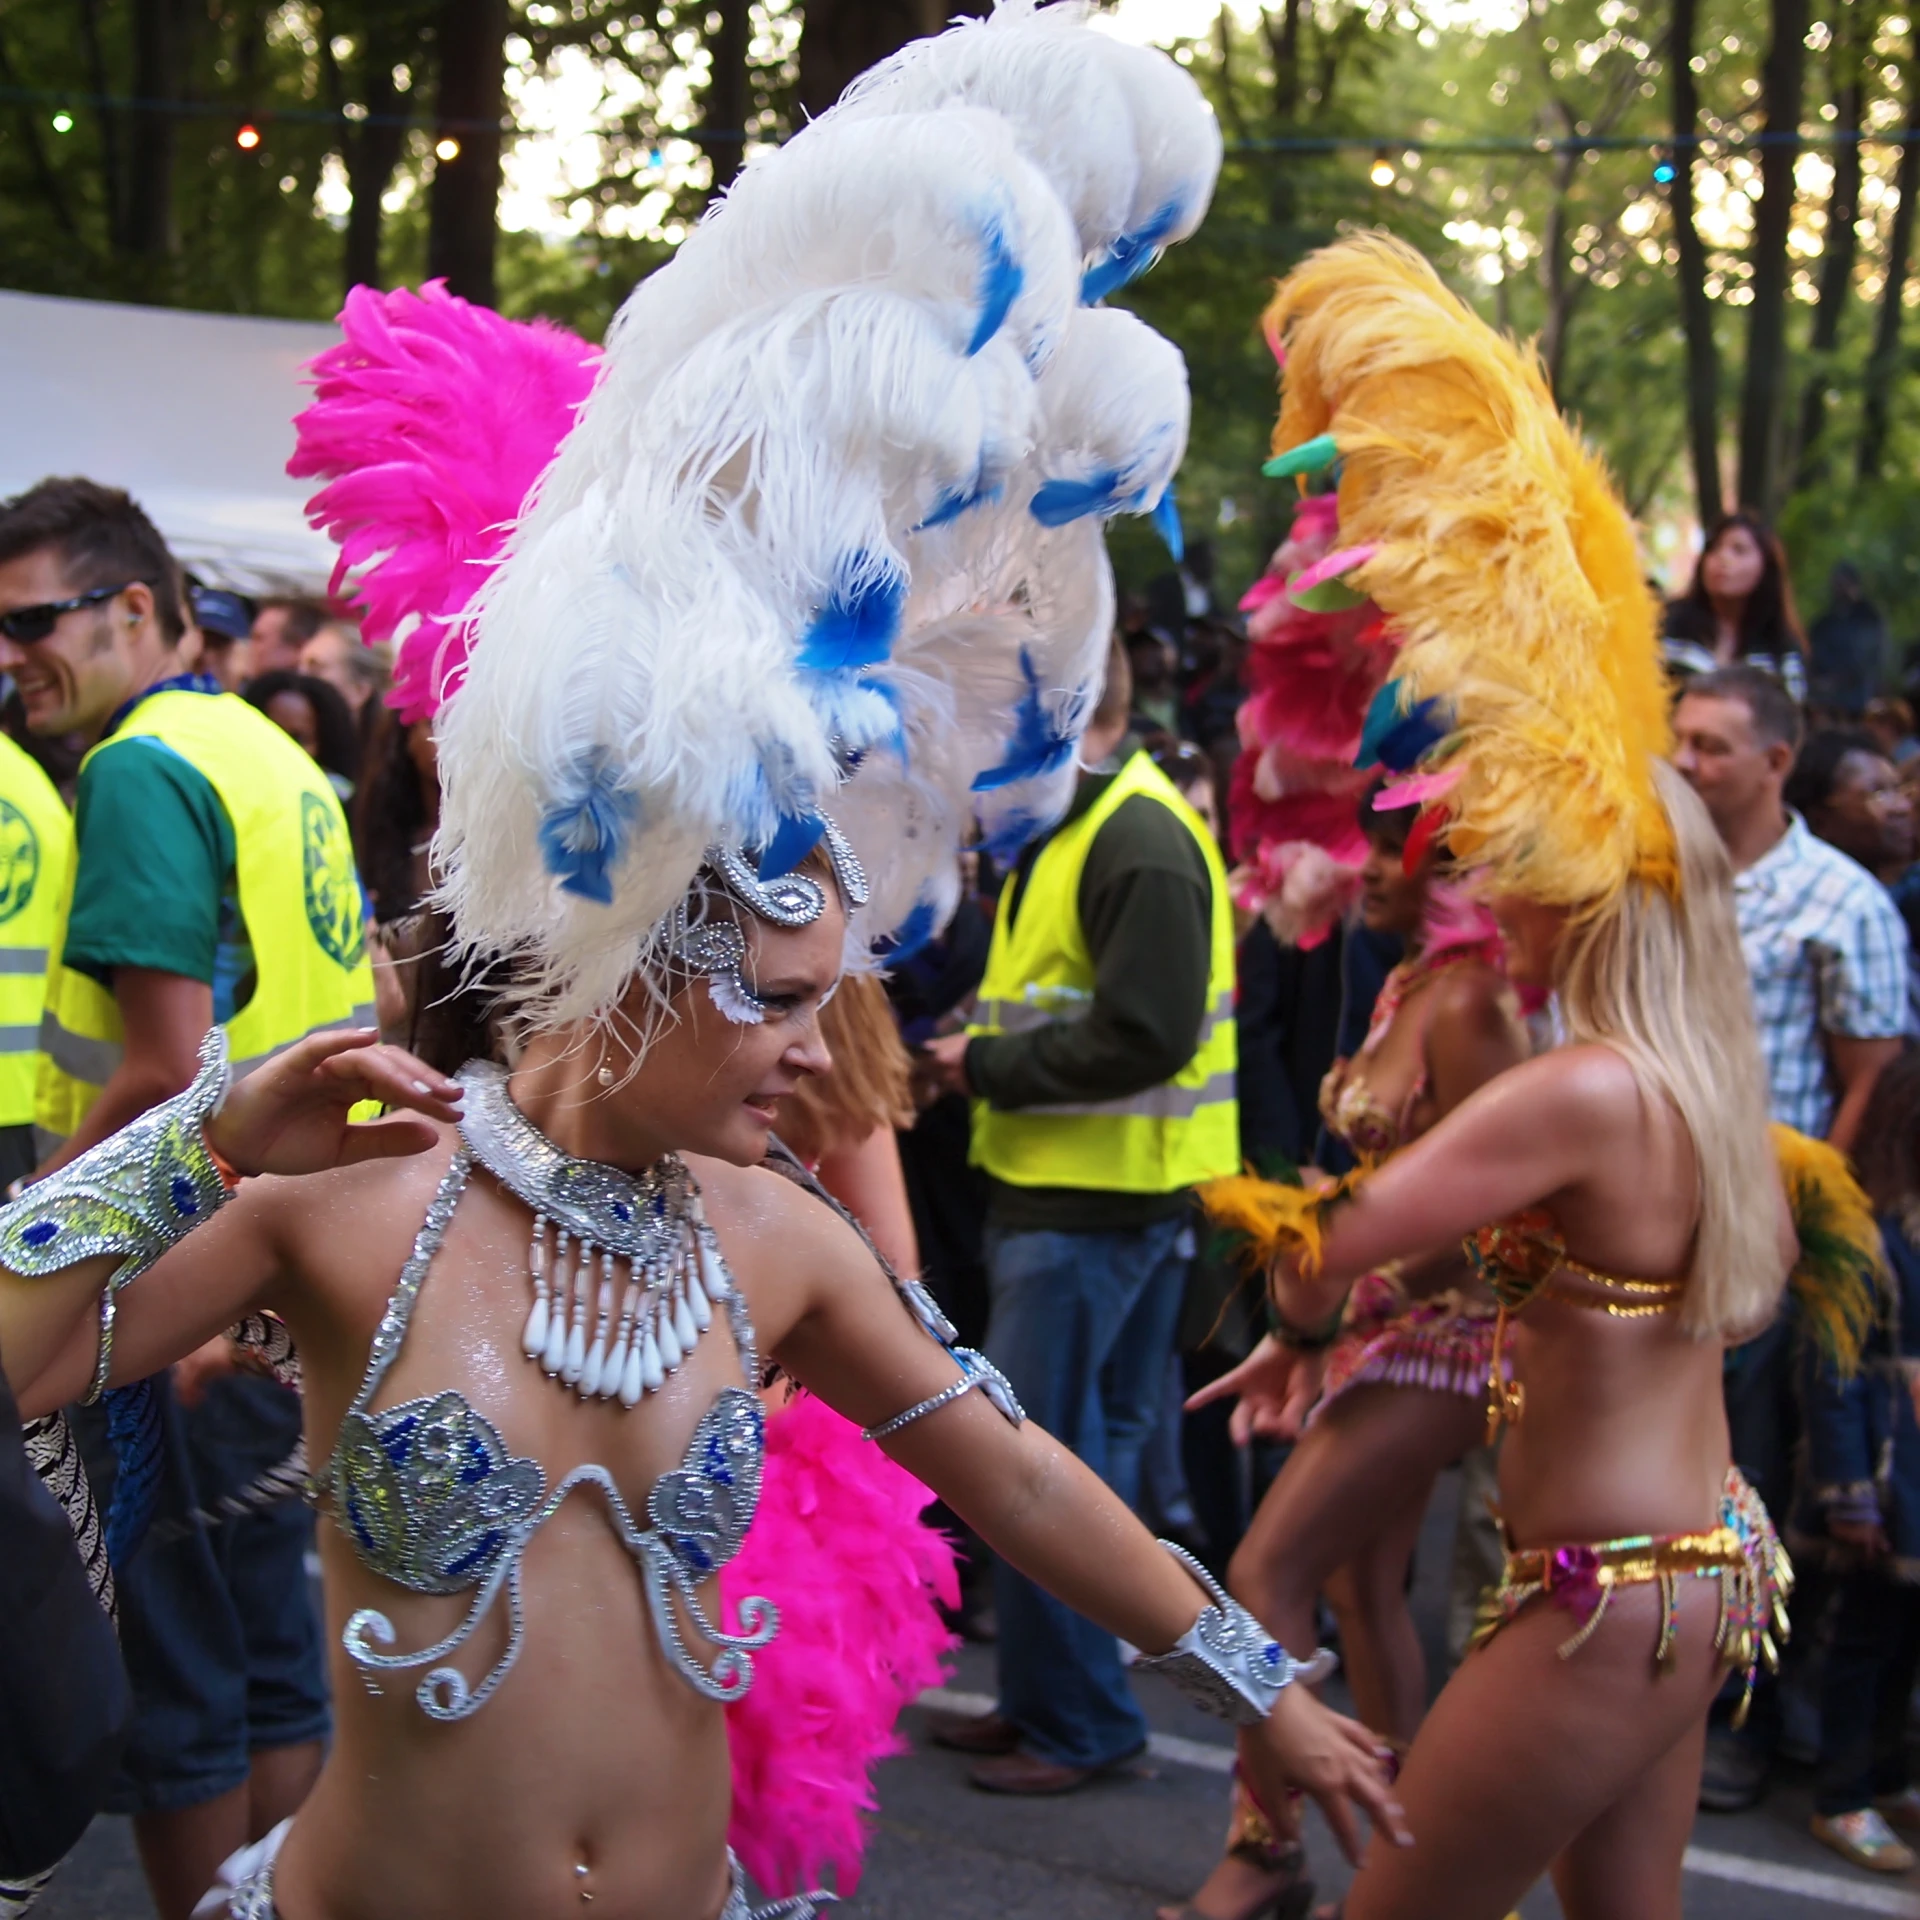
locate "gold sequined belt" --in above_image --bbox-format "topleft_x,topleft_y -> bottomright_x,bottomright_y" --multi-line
1470,1468 -> 1792,1724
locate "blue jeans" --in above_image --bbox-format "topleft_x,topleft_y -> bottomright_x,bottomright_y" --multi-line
984,1215 -> 1190,1768
74,1372 -> 329,1815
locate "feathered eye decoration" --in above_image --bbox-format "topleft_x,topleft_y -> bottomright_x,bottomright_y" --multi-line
672,921 -> 767,1027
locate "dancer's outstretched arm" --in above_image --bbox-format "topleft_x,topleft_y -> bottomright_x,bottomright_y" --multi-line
0,1030 -> 462,1411
765,1197 -> 1412,1863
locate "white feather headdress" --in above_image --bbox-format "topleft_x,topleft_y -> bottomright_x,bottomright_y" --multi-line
434,0 -> 1219,1030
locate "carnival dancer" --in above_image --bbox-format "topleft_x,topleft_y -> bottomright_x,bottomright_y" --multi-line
1197,235 -> 1880,1920
1162,780 -> 1525,1920
0,12 -> 1408,1920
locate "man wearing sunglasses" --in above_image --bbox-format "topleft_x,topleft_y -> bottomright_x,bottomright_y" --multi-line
0,477 -> 376,1920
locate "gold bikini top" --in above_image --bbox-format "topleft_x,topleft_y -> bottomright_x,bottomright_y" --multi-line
1467,1210 -> 1688,1438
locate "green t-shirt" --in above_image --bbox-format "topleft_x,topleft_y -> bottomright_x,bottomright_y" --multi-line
63,732 -> 257,1022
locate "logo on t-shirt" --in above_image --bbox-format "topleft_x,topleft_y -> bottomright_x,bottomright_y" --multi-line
0,799 -> 40,926
301,792 -> 365,969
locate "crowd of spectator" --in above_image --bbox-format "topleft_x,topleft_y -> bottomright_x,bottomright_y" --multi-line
7,468 -> 1920,1908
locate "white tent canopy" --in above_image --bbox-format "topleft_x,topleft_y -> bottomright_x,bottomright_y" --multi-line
0,288 -> 341,597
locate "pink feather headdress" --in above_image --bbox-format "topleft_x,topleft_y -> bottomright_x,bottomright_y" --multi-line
288,280 -> 598,722
1228,491 -> 1395,947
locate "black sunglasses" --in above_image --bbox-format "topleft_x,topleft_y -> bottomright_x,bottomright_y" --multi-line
0,580 -> 141,644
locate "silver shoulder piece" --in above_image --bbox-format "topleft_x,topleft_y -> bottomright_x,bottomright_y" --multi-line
1133,1542 -> 1336,1725
0,1030 -> 233,1404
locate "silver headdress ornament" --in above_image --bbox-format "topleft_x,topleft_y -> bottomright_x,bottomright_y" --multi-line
668,817 -> 871,1025
296,2 -> 1221,1043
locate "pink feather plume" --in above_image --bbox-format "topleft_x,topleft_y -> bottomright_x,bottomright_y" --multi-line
288,280 -> 599,722
723,1394 -> 959,1898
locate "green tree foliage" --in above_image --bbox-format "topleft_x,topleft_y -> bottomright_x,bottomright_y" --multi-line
6,1 -> 1920,647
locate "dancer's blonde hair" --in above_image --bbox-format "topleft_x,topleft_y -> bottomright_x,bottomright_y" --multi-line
1556,761 -> 1781,1339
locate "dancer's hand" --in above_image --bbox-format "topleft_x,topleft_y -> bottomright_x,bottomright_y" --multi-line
1187,1334 -> 1323,1444
207,1030 -> 464,1178
1238,1689 -> 1410,1865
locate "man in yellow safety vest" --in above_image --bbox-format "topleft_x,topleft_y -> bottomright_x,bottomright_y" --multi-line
0,478 -> 374,1919
921,637 -> 1238,1793
0,731 -> 71,1192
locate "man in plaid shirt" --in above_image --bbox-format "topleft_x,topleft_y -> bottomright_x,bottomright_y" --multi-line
1674,665 -> 1908,1148
1673,662 -> 1910,1813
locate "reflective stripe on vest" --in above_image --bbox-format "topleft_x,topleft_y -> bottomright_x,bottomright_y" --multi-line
34,691 -> 377,1147
966,751 -> 1238,1195
0,736 -> 73,1129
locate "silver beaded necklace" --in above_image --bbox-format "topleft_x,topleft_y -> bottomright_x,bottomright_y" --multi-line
456,1060 -> 726,1407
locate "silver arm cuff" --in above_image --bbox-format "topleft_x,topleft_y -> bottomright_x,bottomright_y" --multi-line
862,1346 -> 1025,1441
0,1031 -> 233,1404
1132,1541 -> 1336,1725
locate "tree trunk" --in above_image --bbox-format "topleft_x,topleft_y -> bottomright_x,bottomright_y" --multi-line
1793,17 -> 1864,491
1861,20 -> 1920,481
1538,116 -> 1580,398
77,0 -> 127,250
796,0 -> 987,119
427,0 -> 508,306
1669,0 -> 1724,527
702,0 -> 751,200
127,0 -> 190,263
1736,0 -> 1809,514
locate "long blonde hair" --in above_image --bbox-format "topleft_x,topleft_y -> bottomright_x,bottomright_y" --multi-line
774,972 -> 914,1165
1554,760 -> 1780,1339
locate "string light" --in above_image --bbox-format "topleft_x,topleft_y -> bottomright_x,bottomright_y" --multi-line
50,112 -> 71,133
1653,154 -> 1677,184
435,135 -> 461,161
235,123 -> 260,149
1370,151 -> 1396,187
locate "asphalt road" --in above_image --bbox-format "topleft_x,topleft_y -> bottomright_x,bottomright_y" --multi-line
36,1464 -> 1920,1920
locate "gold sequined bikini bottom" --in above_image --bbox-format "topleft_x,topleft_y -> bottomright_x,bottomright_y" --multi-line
1469,1467 -> 1791,1724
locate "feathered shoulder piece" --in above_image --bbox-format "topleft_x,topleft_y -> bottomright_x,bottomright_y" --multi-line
1200,1167 -> 1370,1279
1260,235 -> 1675,909
1774,1124 -> 1887,1381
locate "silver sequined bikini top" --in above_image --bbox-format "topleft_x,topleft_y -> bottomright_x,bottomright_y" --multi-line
312,1069 -> 776,1724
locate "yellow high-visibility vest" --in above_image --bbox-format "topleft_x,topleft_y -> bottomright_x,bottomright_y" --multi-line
0,735 -> 72,1129
36,690 -> 376,1149
968,750 -> 1238,1194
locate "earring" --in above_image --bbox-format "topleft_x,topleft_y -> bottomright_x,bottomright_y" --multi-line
596,1064 -> 614,1087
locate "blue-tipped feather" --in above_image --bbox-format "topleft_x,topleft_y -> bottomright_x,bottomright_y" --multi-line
1152,485 -> 1184,561
972,651 -> 1084,792
796,560 -> 906,672
104,1377 -> 163,1568
969,215 -> 1024,356
1030,469 -> 1125,528
915,476 -> 1003,532
757,810 -> 826,881
1080,199 -> 1184,303
878,897 -> 940,962
981,805 -> 1045,862
538,762 -> 635,905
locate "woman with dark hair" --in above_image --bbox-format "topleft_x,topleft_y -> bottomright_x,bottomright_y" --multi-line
243,670 -> 363,802
1785,728 -> 1915,886
1663,512 -> 1809,703
351,708 -> 440,930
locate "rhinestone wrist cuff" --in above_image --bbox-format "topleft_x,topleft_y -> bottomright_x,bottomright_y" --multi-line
1132,1542 -> 1335,1725
0,1030 -> 233,1404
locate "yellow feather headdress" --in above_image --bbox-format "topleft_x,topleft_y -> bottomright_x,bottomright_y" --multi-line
1262,234 -> 1676,908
